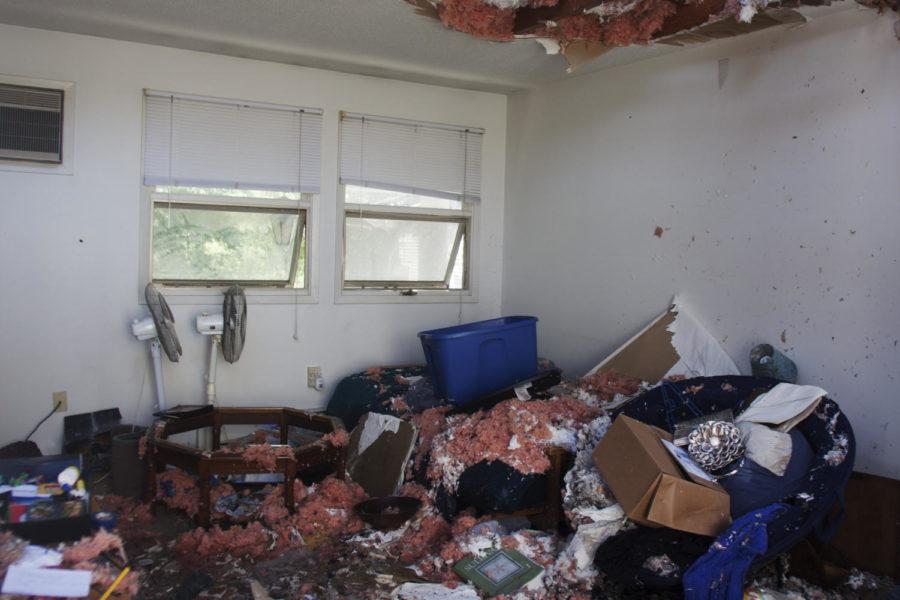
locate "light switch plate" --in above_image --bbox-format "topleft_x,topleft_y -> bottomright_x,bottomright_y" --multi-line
52,391 -> 68,412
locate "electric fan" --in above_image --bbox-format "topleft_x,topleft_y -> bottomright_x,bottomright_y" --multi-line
196,285 -> 247,405
131,284 -> 183,411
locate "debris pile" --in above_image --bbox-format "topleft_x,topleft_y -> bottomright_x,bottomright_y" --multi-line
156,468 -> 235,517
426,397 -> 600,492
168,473 -> 367,561
63,530 -> 140,597
235,443 -> 295,471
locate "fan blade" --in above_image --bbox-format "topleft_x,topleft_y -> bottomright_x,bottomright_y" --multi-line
222,285 -> 247,364
144,283 -> 183,363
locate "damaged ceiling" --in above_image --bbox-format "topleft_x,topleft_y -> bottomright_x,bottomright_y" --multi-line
0,0 -> 874,92
408,0 -> 898,70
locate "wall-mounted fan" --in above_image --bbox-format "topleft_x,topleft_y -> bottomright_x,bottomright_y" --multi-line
196,285 -> 247,405
131,284 -> 182,411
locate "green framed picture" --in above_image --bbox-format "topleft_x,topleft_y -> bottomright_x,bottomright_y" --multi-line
453,548 -> 543,596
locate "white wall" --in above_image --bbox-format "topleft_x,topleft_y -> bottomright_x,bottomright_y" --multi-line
0,24 -> 507,453
504,8 -> 900,477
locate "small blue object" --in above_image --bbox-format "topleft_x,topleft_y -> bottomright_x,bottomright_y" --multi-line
91,511 -> 118,531
418,316 -> 539,406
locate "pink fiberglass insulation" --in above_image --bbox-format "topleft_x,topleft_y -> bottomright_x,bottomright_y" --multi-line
438,0 -> 517,41
579,369 -> 644,403
319,428 -> 350,448
393,514 -> 452,564
390,395 -> 411,414
288,476 -> 367,539
257,476 -> 367,552
95,494 -> 153,532
558,14 -> 605,41
63,529 -> 128,566
156,467 -> 200,515
168,475 -> 364,560
64,533 -> 140,597
0,531 -> 26,579
398,482 -> 432,507
156,468 -> 235,517
410,406 -> 452,471
239,443 -> 295,472
176,521 -> 271,562
593,0 -> 677,46
259,480 -> 309,524
88,564 -> 140,598
427,397 -> 600,491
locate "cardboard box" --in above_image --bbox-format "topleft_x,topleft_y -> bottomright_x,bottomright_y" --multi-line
593,415 -> 731,537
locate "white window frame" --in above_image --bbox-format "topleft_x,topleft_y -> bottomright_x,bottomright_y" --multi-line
0,73 -> 75,176
139,187 -> 318,305
334,184 -> 479,304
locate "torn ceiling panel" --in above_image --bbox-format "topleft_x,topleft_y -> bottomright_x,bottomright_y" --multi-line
405,0 -> 898,70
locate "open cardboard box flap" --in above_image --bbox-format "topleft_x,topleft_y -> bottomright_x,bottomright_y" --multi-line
594,415 -> 731,537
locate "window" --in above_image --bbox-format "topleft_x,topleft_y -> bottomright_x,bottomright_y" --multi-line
343,186 -> 468,290
150,188 -> 310,288
143,91 -> 321,292
338,113 -> 483,295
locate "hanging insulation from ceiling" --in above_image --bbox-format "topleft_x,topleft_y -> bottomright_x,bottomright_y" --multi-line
405,0 -> 898,70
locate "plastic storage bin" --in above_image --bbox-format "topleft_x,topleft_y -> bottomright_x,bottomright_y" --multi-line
419,316 -> 539,406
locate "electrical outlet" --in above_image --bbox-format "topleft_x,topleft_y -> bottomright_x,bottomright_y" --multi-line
52,391 -> 68,412
307,366 -> 322,388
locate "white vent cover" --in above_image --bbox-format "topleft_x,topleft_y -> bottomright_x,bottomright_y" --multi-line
0,84 -> 64,164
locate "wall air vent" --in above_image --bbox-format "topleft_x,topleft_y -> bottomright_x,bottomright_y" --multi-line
0,83 -> 64,164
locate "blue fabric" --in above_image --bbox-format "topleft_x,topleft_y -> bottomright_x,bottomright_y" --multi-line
683,503 -> 787,600
615,376 -> 855,571
720,428 -> 814,519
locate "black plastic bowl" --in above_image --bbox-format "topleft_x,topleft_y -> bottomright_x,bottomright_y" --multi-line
354,496 -> 422,531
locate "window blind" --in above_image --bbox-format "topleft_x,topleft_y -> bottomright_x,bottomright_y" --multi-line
340,112 -> 483,203
144,91 -> 322,193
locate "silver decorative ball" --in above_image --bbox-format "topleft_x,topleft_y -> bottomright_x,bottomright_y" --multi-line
687,420 -> 744,473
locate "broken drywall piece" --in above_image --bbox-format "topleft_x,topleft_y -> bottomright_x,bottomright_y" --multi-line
249,579 -> 274,600
667,296 -> 740,379
534,37 -> 561,54
562,40 -> 612,72
347,413 -> 417,498
586,296 -> 738,383
392,582 -> 481,599
657,8 -> 807,46
358,412 -> 403,456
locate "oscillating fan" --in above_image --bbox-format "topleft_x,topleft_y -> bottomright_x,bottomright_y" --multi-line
131,284 -> 183,411
196,285 -> 247,405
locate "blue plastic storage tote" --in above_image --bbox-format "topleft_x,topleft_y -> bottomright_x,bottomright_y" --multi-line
418,316 -> 538,406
